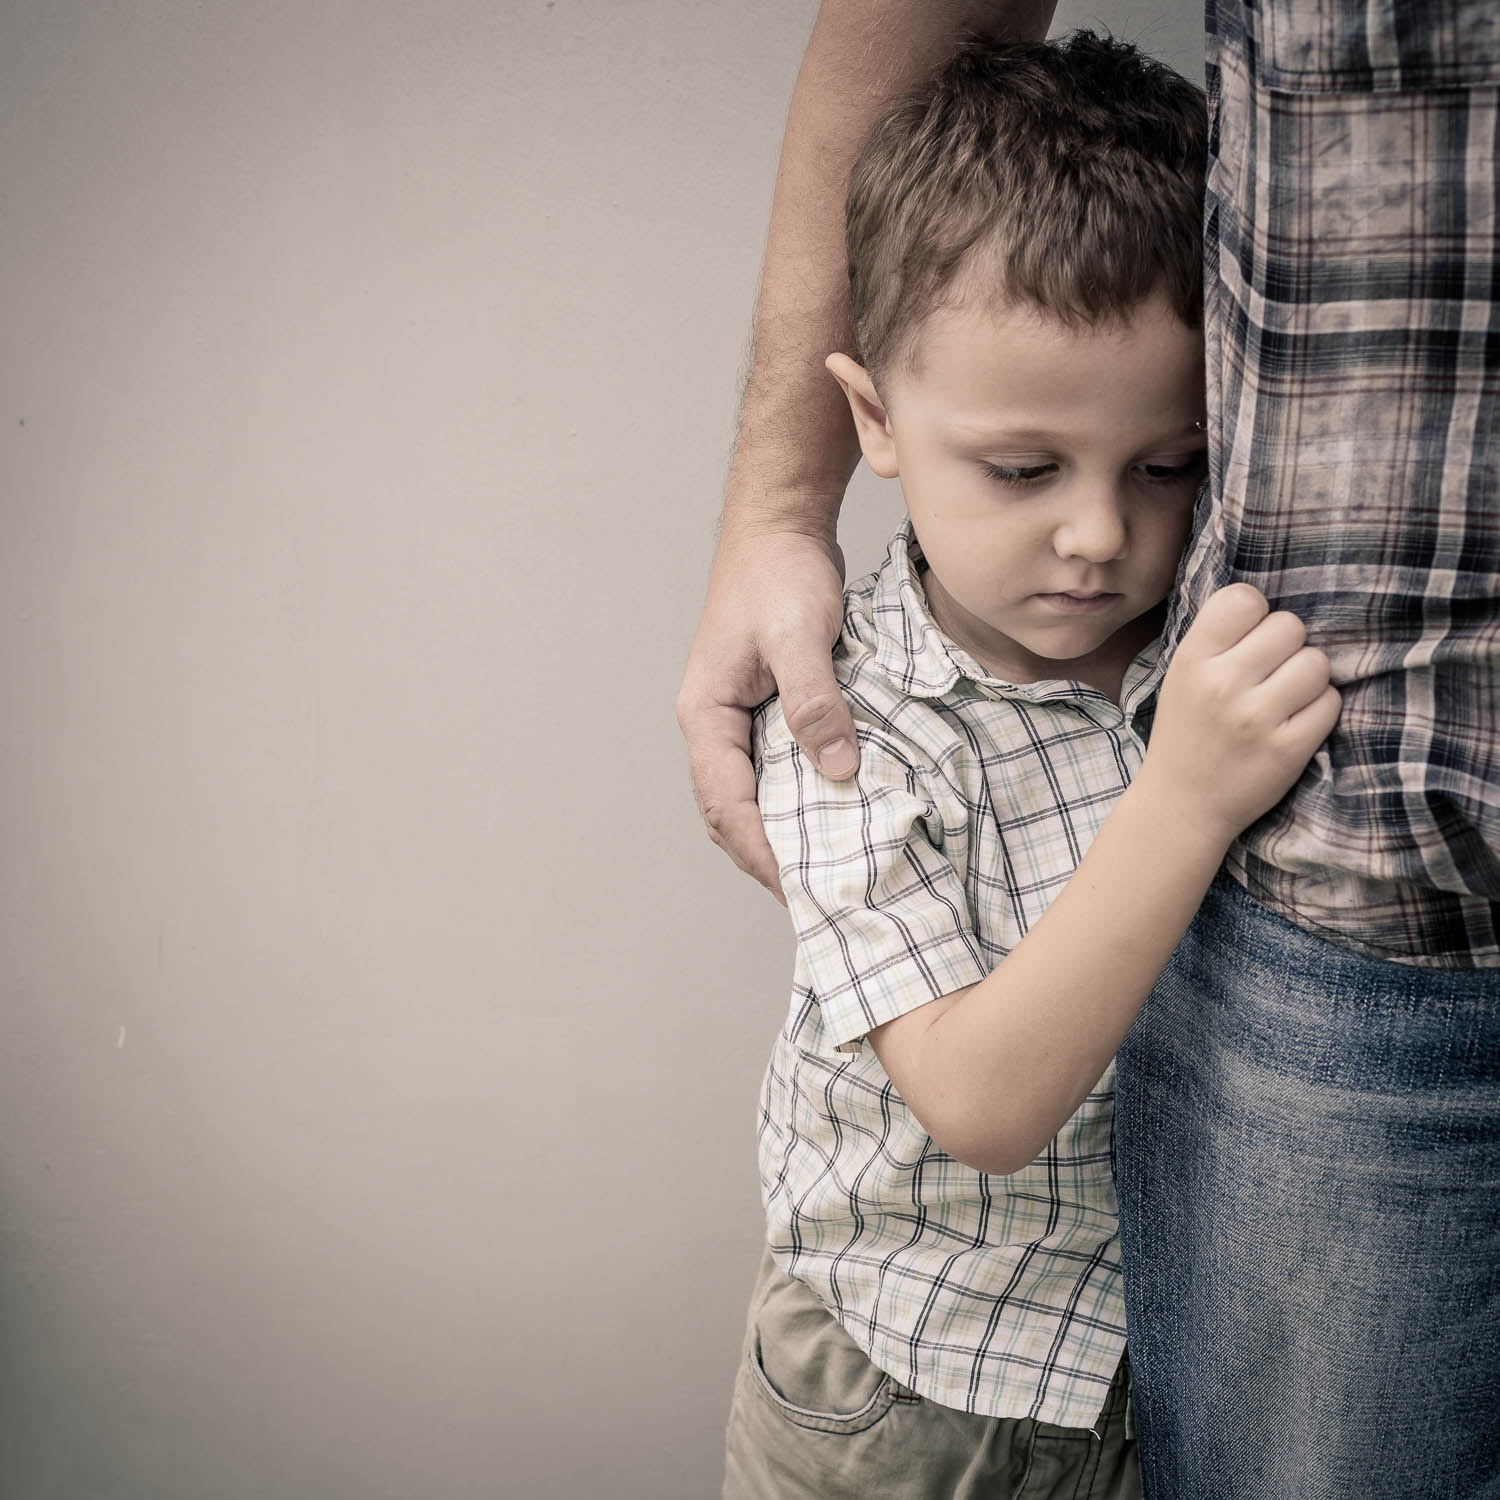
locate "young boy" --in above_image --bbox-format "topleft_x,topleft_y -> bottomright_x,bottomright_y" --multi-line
722,32 -> 1340,1500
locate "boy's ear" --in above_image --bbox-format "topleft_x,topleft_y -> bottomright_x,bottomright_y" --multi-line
826,353 -> 899,479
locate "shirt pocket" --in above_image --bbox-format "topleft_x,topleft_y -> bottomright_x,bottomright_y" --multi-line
1254,0 -> 1500,93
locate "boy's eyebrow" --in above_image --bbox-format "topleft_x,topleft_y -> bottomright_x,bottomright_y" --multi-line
943,423 -> 1063,446
944,420 -> 1209,446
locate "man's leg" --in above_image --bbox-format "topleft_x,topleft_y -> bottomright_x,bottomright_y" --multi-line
1115,874 -> 1500,1498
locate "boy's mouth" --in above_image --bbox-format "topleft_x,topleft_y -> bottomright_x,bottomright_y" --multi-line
1036,591 -> 1120,613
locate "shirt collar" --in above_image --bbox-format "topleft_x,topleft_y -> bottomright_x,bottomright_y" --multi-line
869,518 -> 1165,710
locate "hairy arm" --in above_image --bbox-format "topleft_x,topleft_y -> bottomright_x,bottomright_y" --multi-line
869,586 -> 1341,1175
677,0 -> 1056,899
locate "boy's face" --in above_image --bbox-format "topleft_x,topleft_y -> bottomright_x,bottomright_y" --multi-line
831,292 -> 1206,691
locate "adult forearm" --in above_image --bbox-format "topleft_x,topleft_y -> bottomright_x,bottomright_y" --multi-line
725,0 -> 1057,539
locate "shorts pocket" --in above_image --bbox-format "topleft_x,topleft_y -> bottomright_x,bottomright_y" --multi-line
744,1324 -> 898,1436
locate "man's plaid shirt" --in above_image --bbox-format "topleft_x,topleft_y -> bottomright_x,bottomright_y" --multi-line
751,524 -> 1157,1428
1164,0 -> 1500,965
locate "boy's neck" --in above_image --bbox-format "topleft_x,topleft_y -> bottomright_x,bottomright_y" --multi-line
1062,610 -> 1163,702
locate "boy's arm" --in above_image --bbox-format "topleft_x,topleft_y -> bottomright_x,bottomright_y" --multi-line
869,585 -> 1342,1176
677,0 -> 1057,899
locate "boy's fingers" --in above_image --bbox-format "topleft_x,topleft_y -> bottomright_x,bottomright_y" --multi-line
1181,583 -> 1269,656
771,649 -> 860,780
1259,644 -> 1334,720
1282,682 -> 1343,750
1225,609 -> 1309,683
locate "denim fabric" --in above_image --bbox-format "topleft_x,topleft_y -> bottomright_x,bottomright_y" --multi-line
1115,874 -> 1500,1498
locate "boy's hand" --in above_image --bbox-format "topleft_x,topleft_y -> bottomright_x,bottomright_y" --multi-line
1141,583 -> 1341,848
676,521 -> 857,902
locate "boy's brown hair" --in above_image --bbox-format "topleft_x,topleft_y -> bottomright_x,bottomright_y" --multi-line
846,30 -> 1207,385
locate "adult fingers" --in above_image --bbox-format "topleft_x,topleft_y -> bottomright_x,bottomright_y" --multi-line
769,642 -> 860,780
679,696 -> 786,903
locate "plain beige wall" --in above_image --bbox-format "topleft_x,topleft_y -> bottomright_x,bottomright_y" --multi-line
0,4 -> 1200,1496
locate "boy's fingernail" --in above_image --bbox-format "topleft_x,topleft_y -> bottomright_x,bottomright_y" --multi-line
819,740 -> 857,777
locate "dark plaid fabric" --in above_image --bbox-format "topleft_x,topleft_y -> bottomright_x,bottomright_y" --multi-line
1161,0 -> 1500,965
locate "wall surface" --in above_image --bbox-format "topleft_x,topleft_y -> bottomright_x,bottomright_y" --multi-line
0,4 -> 1200,1496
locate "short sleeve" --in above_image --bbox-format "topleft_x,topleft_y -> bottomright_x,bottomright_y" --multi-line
756,718 -> 988,1054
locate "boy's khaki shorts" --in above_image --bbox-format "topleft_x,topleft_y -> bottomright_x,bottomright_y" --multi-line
723,1247 -> 1139,1500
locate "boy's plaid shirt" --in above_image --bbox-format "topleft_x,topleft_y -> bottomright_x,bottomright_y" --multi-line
1165,0 -> 1500,965
751,524 -> 1157,1429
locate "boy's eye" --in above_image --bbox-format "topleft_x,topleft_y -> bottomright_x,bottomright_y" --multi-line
1137,454 -> 1207,484
983,462 -> 1056,486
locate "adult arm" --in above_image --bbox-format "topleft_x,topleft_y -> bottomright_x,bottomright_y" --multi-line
677,0 -> 1056,900
869,587 -> 1341,1175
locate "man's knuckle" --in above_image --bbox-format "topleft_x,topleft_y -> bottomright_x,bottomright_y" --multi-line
783,692 -> 845,740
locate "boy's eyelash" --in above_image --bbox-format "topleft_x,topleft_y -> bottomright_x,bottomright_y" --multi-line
983,462 -> 1055,486
1138,455 -> 1208,483
981,454 -> 1207,488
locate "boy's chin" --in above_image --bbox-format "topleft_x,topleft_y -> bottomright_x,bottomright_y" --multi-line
1020,620 -> 1123,658
1022,612 -> 1158,664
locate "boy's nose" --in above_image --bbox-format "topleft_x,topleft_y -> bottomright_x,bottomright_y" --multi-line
1055,488 -> 1129,563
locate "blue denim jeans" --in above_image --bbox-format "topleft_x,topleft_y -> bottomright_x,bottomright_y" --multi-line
1115,873 -> 1500,1499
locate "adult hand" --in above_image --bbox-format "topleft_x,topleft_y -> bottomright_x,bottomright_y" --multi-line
677,520 -> 857,901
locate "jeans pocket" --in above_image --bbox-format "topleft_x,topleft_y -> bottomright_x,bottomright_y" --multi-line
1256,0 -> 1500,92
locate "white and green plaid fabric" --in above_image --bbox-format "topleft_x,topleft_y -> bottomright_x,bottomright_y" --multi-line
751,521 -> 1163,1429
